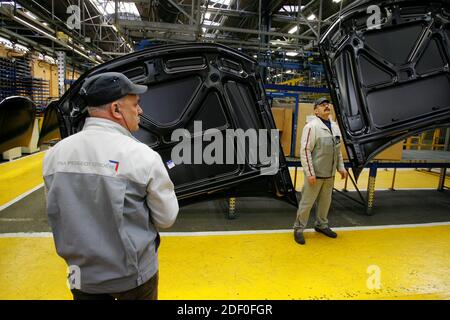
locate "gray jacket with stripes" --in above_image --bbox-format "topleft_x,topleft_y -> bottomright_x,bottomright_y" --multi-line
300,116 -> 345,178
43,117 -> 179,294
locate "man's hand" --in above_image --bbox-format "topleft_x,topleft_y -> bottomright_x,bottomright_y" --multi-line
339,169 -> 348,180
307,176 -> 317,185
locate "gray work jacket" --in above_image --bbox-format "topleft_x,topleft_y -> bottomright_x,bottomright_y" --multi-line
43,117 -> 179,294
300,117 -> 345,178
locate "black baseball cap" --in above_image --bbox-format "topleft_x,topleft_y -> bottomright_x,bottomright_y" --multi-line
314,97 -> 330,108
79,72 -> 147,107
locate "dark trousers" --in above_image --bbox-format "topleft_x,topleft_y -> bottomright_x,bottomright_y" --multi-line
71,271 -> 158,300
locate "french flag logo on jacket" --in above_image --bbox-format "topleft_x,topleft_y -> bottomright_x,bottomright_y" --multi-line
109,160 -> 119,172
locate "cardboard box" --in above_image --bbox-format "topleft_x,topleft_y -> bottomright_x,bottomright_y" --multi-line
294,103 -> 315,158
294,103 -> 403,160
271,107 -> 285,131
282,108 -> 293,156
271,107 -> 293,156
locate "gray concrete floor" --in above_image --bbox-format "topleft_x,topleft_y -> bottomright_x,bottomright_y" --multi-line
0,187 -> 449,233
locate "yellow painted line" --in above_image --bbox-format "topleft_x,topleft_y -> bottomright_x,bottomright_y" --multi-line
0,184 -> 44,212
1,221 -> 450,238
0,152 -> 45,208
289,167 -> 446,191
1,224 -> 450,300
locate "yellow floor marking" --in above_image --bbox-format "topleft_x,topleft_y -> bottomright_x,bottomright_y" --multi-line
1,225 -> 450,300
289,168 -> 446,191
0,152 -> 46,207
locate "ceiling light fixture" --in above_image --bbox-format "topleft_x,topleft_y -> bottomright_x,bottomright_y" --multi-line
24,11 -> 37,20
13,16 -> 98,64
288,26 -> 298,34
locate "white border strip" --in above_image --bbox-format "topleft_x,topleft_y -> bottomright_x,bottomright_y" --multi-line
1,221 -> 449,238
0,183 -> 44,212
160,221 -> 450,236
0,232 -> 53,238
335,188 -> 437,192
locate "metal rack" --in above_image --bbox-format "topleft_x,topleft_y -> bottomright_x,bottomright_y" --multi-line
0,56 -> 31,99
0,57 -> 17,101
30,78 -> 50,115
0,56 -> 50,114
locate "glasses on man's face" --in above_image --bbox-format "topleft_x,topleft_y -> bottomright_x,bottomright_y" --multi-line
318,103 -> 331,108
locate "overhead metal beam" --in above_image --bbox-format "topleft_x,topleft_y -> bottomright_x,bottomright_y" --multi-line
206,38 -> 303,51
165,5 -> 322,25
195,24 -> 316,40
302,0 -> 319,12
191,0 -> 195,26
117,19 -> 316,40
267,0 -> 285,15
297,11 -> 319,38
167,0 -> 195,24
117,0 -> 324,23
0,5 -> 99,64
119,20 -> 198,32
196,0 -> 202,39
103,41 -> 301,55
129,30 -> 197,41
0,27 -> 54,55
0,27 -> 89,70
317,0 -> 323,40
272,13 -> 319,24
299,2 -> 343,38
123,0 -> 323,25
128,30 -> 304,51
12,0 -> 109,60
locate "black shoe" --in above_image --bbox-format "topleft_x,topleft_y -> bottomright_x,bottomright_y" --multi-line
314,227 -> 337,238
294,229 -> 305,245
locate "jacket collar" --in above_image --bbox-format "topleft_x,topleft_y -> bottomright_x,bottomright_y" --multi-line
83,117 -> 138,141
314,116 -> 334,133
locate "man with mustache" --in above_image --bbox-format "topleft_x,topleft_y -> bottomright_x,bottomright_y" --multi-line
43,72 -> 179,299
293,97 -> 347,245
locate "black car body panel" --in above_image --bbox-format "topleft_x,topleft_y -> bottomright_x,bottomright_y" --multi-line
37,100 -> 61,146
0,96 -> 36,153
47,43 -> 298,207
320,0 -> 450,177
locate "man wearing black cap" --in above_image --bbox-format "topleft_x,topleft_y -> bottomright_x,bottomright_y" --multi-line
43,72 -> 179,299
293,97 -> 347,245
78,72 -> 147,132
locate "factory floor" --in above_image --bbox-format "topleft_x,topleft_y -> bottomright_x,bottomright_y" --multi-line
0,151 -> 450,300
